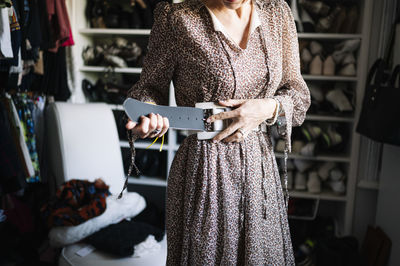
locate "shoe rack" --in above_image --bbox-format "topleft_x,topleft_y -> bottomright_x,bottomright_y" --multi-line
68,0 -> 373,235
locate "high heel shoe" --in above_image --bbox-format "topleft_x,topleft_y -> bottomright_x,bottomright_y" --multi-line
341,5 -> 359,34
309,55 -> 323,75
301,48 -> 312,73
309,41 -> 323,55
307,171 -> 321,193
300,7 -> 315,32
338,63 -> 357,76
299,0 -> 330,17
322,55 -> 335,76
332,39 -> 361,63
316,6 -> 342,33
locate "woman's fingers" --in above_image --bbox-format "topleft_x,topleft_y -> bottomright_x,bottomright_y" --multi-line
159,117 -> 170,137
125,119 -> 137,130
142,113 -> 158,138
207,108 -> 242,123
148,114 -> 164,138
213,121 -> 243,142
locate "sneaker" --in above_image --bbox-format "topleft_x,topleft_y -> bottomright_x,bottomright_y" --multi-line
307,171 -> 321,193
330,167 -> 344,181
295,172 -> 307,190
318,162 -> 336,181
294,159 -> 314,173
330,180 -> 346,194
300,142 -> 317,156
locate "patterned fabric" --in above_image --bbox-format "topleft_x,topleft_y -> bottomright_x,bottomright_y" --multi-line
128,0 -> 310,264
13,94 -> 40,183
41,179 -> 110,228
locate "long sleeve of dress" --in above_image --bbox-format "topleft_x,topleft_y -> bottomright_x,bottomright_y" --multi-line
127,2 -> 176,106
273,1 -> 311,153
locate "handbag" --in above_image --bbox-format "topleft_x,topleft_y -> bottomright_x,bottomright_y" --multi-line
356,23 -> 400,146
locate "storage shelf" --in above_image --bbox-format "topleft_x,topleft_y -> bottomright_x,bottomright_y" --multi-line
297,33 -> 362,40
305,114 -> 355,123
79,28 -> 151,35
128,176 -> 167,187
357,180 -> 380,190
120,140 -> 168,150
275,152 -> 350,163
290,190 -> 347,201
302,75 -> 358,81
80,66 -> 142,74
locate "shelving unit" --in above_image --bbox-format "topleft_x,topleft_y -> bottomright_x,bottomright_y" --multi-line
69,0 -> 373,236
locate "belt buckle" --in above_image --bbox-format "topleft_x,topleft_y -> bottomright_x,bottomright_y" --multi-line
195,102 -> 232,140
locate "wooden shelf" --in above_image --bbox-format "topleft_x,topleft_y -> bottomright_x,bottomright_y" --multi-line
290,190 -> 347,201
79,66 -> 142,74
79,28 -> 151,36
297,33 -> 362,40
302,75 -> 358,81
128,176 -> 167,187
306,114 -> 355,123
275,152 -> 351,163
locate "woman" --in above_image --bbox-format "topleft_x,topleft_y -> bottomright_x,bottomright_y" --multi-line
126,0 -> 310,264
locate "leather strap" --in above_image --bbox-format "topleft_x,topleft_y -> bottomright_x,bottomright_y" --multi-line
123,98 -> 206,131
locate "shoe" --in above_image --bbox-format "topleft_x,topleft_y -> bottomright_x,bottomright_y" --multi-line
309,41 -> 323,55
325,88 -> 353,112
342,53 -> 356,65
322,55 -> 335,76
299,0 -> 330,16
309,55 -> 323,75
330,180 -> 346,194
294,159 -> 314,173
300,8 -> 315,32
300,142 -> 317,156
301,124 -> 322,141
317,162 -> 336,181
332,39 -> 361,63
329,5 -> 347,33
330,167 -> 344,181
316,6 -> 342,33
295,172 -> 307,190
308,83 -> 324,102
338,63 -> 357,76
291,0 -> 304,32
293,140 -> 306,154
307,171 -> 321,193
301,48 -> 312,73
341,5 -> 358,34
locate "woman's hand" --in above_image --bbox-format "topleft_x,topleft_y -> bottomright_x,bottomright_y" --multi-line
207,98 -> 278,143
126,113 -> 170,139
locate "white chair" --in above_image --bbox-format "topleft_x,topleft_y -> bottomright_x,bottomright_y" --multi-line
45,102 -> 167,266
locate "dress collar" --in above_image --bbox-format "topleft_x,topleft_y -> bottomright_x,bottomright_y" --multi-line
205,1 -> 261,37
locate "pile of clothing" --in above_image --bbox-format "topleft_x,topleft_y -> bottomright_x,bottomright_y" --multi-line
41,179 -> 165,257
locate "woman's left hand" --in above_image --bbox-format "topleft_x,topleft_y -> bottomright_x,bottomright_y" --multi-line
207,98 -> 278,143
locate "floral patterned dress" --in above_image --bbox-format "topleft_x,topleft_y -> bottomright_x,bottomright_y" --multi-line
127,0 -> 310,265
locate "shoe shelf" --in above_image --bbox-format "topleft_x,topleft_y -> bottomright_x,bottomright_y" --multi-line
79,28 -> 151,36
297,33 -> 362,40
128,176 -> 167,187
79,66 -> 142,74
289,190 -> 347,202
302,75 -> 358,82
305,114 -> 355,123
275,152 -> 351,163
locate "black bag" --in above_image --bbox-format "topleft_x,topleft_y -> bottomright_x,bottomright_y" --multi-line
356,23 -> 400,146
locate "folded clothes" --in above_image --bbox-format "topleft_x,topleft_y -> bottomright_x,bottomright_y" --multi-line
49,192 -> 146,247
85,219 -> 164,257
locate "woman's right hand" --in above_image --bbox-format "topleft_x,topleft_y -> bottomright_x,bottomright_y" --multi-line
125,113 -> 170,139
